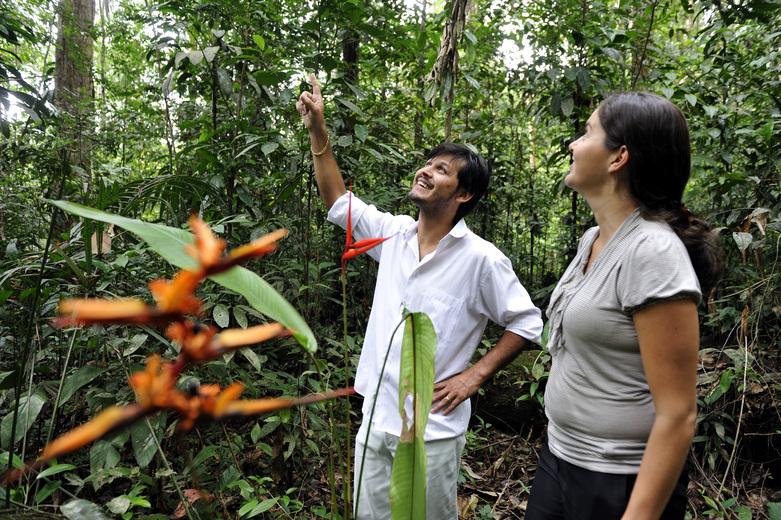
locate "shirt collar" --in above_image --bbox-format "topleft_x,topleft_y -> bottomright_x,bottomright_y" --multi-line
403,218 -> 469,238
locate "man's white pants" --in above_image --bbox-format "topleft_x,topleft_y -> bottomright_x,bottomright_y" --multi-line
353,420 -> 466,520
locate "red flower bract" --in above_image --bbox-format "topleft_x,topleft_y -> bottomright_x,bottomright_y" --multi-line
341,188 -> 391,271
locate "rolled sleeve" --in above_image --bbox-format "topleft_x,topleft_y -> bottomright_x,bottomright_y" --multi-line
480,255 -> 543,345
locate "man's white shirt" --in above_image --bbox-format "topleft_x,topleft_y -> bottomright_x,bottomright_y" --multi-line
328,192 -> 543,441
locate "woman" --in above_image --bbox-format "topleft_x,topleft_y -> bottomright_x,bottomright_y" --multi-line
525,92 -> 721,520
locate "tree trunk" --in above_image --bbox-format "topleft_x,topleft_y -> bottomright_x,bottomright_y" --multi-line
54,0 -> 95,190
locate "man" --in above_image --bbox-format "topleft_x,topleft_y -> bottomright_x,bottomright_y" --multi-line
297,73 -> 542,519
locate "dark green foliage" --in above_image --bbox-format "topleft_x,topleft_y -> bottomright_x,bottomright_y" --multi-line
0,0 -> 780,517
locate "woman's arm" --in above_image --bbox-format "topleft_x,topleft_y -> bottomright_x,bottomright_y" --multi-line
622,298 -> 700,520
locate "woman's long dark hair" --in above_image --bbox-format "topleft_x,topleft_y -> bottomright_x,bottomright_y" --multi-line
598,91 -> 722,295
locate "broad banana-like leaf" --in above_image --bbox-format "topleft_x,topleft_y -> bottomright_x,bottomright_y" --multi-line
48,200 -> 316,353
389,312 -> 436,520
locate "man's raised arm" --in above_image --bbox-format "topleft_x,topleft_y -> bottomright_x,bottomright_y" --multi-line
296,73 -> 347,209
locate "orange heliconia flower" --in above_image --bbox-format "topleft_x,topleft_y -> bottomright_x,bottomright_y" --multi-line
185,216 -> 227,269
213,322 -> 288,352
223,387 -> 355,417
0,404 -> 146,484
0,381 -> 356,484
56,298 -> 153,327
149,269 -> 203,315
38,404 -> 146,462
165,321 -> 287,363
225,229 -> 288,267
342,188 -> 391,271
128,355 -> 187,411
55,221 -> 289,329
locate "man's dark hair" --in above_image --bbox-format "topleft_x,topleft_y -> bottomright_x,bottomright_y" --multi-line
427,143 -> 491,224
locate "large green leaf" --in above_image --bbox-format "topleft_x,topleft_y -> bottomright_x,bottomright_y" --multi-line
1,389 -> 47,449
59,365 -> 105,406
130,413 -> 166,468
48,200 -> 316,353
389,312 -> 436,520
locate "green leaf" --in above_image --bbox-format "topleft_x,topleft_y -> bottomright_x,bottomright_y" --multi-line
50,241 -> 90,288
130,414 -> 165,468
390,312 -> 436,520
251,422 -> 261,443
213,303 -> 230,328
336,97 -> 365,117
1,389 -> 47,448
35,479 -> 62,504
355,124 -> 369,142
423,81 -> 437,103
234,306 -> 248,329
768,502 -> 781,520
252,34 -> 265,50
561,96 -> 574,117
59,366 -> 104,406
61,499 -> 112,520
106,496 -> 131,515
90,438 -> 121,476
37,463 -> 77,480
47,201 -> 316,353
732,231 -> 753,252
337,135 -> 353,147
261,141 -> 279,155
240,348 -> 264,372
240,497 -> 278,517
736,505 -> 752,520
203,46 -> 219,63
183,445 -> 218,477
464,74 -> 481,90
576,67 -> 590,92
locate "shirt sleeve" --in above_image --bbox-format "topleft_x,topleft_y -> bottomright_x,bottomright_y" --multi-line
478,254 -> 544,345
617,230 -> 701,313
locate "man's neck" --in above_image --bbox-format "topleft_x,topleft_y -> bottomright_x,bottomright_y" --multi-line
416,212 -> 457,260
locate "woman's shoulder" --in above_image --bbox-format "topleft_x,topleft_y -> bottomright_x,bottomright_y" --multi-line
630,217 -> 687,256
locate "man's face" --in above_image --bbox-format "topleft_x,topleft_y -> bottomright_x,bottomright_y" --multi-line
407,154 -> 465,216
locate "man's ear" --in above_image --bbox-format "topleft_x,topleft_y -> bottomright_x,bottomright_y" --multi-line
608,145 -> 629,173
455,188 -> 474,204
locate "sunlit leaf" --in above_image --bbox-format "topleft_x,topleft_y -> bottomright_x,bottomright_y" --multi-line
261,141 -> 279,154
61,498 -> 111,520
252,34 -> 265,50
355,124 -> 369,142
106,496 -> 131,515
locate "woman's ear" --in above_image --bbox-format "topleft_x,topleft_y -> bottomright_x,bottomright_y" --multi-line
608,145 -> 629,173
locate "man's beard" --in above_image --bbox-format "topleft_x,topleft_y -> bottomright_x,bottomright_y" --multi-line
407,185 -> 459,218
